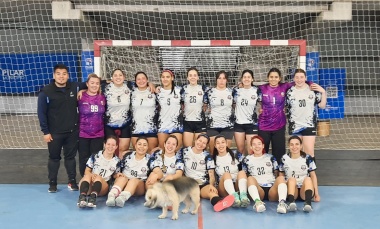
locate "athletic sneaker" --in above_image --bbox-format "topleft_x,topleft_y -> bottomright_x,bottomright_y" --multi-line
253,200 -> 266,213
87,193 -> 97,208
276,200 -> 288,214
288,202 -> 297,212
77,194 -> 87,208
106,193 -> 116,207
115,195 -> 127,208
232,192 -> 241,207
303,203 -> 313,212
48,180 -> 57,193
213,195 -> 235,212
68,179 -> 79,191
239,192 -> 250,208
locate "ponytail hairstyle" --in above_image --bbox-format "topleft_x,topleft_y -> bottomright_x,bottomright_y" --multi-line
241,69 -> 254,86
213,135 -> 235,164
161,69 -> 176,95
250,135 -> 266,155
288,135 -> 306,158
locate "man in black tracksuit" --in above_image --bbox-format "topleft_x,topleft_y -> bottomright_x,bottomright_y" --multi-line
37,64 -> 83,192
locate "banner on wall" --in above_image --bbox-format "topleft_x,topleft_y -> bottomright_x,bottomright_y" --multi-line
81,51 -> 94,82
306,52 -> 319,83
0,54 -> 79,94
318,68 -> 346,120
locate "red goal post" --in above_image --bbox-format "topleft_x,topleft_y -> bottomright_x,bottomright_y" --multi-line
93,39 -> 306,79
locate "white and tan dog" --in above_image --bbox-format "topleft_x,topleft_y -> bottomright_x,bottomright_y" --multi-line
144,176 -> 200,220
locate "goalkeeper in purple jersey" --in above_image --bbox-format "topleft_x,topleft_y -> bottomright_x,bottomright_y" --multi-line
78,74 -> 106,177
258,68 -> 295,163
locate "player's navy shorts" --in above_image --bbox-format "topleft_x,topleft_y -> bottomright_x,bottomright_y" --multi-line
183,120 -> 207,133
234,123 -> 258,135
105,125 -> 132,138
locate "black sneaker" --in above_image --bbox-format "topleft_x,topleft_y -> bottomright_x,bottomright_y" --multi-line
77,194 -> 87,208
68,179 -> 79,191
87,193 -> 97,208
48,181 -> 57,193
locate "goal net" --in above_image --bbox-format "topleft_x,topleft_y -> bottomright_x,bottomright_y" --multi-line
0,0 -> 379,150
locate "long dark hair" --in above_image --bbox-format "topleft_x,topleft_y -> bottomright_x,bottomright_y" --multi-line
187,67 -> 199,77
161,135 -> 179,173
161,69 -> 176,95
288,135 -> 306,158
241,69 -> 254,86
215,70 -> 228,87
213,135 -> 235,163
267,67 -> 282,82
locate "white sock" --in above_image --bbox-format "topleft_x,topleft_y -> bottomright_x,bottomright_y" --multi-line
223,179 -> 235,195
248,185 -> 260,202
238,178 -> 247,193
278,183 -> 287,202
109,185 -> 122,197
119,191 -> 132,201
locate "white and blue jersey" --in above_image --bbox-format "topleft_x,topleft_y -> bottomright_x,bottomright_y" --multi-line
102,82 -> 133,128
130,88 -> 158,135
148,149 -> 182,179
242,154 -> 278,187
279,153 -> 317,188
204,87 -> 235,128
86,151 -> 120,182
233,86 -> 260,125
120,151 -> 151,181
176,146 -> 215,185
156,86 -> 183,133
214,150 -> 244,182
181,84 -> 209,122
286,86 -> 322,134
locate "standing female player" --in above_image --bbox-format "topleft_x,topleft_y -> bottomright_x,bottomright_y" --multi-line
213,135 -> 250,208
176,134 -> 235,212
286,69 -> 327,158
78,73 -> 106,177
106,137 -> 158,207
156,70 -> 183,151
233,70 -> 260,154
146,135 -> 183,186
130,72 -> 158,153
243,136 -> 288,214
279,136 -> 320,212
77,136 -> 120,208
204,70 -> 235,154
181,67 -> 209,147
102,69 -> 135,156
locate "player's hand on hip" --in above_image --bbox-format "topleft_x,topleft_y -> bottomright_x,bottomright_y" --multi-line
43,134 -> 53,143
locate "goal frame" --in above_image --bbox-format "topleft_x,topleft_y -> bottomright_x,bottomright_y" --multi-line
93,40 -> 306,78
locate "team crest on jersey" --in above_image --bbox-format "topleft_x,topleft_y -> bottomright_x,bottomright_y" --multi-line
231,161 -> 235,165
110,166 -> 116,172
100,101 -> 104,105
251,95 -> 256,100
200,160 -> 206,165
148,94 -> 153,99
266,162 -> 272,167
198,91 -> 203,95
141,167 -> 147,174
281,92 -> 285,97
170,163 -> 175,168
125,89 -> 130,94
308,94 -> 314,100
227,95 -> 232,100
301,165 -> 307,170
174,94 -> 179,99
